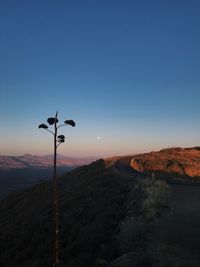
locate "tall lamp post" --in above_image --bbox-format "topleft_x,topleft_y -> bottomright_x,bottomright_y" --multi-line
39,111 -> 75,267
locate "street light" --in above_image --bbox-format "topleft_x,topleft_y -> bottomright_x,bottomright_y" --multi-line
39,111 -> 75,267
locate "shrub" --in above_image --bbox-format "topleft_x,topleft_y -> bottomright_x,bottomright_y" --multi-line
141,179 -> 168,221
116,178 -> 168,259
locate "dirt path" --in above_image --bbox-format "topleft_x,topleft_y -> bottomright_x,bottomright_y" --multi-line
154,183 -> 200,263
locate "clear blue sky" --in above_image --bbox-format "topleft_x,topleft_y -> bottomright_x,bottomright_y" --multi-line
0,0 -> 200,157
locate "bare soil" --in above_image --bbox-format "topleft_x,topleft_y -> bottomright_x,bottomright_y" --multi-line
154,182 -> 200,264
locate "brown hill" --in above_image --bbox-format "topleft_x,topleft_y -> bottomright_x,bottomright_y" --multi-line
106,147 -> 200,179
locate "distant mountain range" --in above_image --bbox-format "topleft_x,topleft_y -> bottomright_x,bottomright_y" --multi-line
0,154 -> 97,199
0,153 -> 96,169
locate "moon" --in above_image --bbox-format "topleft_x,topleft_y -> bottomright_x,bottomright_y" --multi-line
97,136 -> 101,140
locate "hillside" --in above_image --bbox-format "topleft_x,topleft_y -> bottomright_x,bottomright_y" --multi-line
0,159 -> 170,267
0,148 -> 200,266
107,147 -> 200,180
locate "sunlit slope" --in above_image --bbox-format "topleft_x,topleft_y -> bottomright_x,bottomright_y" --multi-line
107,147 -> 200,179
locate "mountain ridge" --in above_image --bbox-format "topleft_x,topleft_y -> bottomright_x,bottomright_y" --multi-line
0,154 -> 97,169
106,146 -> 200,179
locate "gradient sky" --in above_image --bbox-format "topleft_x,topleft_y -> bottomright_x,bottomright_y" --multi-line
0,0 -> 200,157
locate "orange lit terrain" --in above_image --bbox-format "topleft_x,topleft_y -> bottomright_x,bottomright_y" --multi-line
106,147 -> 200,180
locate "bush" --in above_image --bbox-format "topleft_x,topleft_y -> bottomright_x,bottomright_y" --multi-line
116,178 -> 168,263
141,179 -> 168,221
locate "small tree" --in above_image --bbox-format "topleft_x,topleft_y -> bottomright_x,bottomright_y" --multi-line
39,111 -> 75,267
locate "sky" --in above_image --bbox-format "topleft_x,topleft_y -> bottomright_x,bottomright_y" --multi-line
0,0 -> 200,157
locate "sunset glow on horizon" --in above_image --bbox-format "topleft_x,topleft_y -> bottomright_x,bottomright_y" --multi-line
0,1 -> 200,157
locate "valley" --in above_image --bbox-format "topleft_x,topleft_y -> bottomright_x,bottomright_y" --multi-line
0,154 -> 95,198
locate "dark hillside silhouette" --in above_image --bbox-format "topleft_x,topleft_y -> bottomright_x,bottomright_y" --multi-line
0,148 -> 200,266
0,159 -> 169,267
0,166 -> 74,199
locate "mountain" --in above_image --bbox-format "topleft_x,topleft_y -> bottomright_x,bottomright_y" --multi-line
0,147 -> 200,266
0,154 -> 96,169
0,154 -> 96,199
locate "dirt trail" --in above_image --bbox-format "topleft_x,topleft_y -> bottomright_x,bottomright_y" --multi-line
154,183 -> 200,263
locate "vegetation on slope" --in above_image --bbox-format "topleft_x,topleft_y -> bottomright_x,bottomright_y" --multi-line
0,159 -> 168,267
113,147 -> 200,180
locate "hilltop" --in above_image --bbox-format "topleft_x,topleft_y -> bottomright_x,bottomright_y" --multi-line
106,147 -> 200,180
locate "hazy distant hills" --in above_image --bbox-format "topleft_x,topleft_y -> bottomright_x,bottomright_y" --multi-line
0,153 -> 96,169
0,154 -> 96,198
